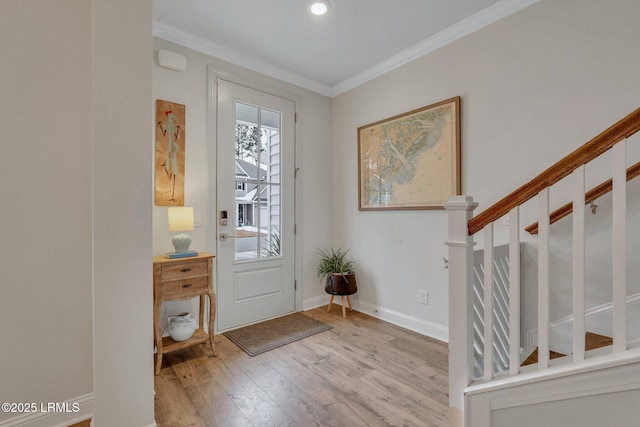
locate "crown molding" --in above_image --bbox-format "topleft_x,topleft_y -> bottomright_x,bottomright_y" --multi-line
154,0 -> 538,98
153,22 -> 333,97
330,0 -> 539,96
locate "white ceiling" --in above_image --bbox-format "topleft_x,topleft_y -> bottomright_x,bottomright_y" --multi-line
153,0 -> 536,96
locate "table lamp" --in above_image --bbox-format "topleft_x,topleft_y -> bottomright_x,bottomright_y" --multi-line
168,206 -> 195,255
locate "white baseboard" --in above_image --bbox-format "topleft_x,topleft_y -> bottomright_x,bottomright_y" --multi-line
302,294 -> 330,311
543,291 -> 640,354
0,393 -> 93,427
551,291 -> 640,329
356,300 -> 449,343
302,295 -> 449,343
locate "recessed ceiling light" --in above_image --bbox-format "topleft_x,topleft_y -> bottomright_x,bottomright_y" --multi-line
310,1 -> 329,16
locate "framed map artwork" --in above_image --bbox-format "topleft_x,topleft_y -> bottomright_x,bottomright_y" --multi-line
358,96 -> 461,210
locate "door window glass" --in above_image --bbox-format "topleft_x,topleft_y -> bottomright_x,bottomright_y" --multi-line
234,102 -> 281,261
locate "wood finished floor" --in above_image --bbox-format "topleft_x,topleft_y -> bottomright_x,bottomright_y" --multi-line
154,306 -> 449,427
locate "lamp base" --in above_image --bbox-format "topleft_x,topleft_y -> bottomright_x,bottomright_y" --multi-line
172,232 -> 192,253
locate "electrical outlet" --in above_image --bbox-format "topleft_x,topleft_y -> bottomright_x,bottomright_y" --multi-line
419,290 -> 429,305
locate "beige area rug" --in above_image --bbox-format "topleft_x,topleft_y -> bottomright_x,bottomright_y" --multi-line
223,312 -> 332,356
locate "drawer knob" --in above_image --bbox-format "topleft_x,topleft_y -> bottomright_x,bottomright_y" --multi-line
180,268 -> 192,273
182,283 -> 193,288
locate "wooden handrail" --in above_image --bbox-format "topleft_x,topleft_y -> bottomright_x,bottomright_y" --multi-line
525,161 -> 640,234
468,107 -> 640,236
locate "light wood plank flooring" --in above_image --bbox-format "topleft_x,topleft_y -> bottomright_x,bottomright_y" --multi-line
154,305 -> 449,426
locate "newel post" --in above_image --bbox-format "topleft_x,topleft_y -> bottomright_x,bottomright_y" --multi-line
444,195 -> 478,427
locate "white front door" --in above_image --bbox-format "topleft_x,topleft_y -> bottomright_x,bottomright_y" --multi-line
216,78 -> 296,331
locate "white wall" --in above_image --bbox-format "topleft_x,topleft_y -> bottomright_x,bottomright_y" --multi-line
494,388 -> 640,427
93,0 -> 155,425
0,1 -> 93,424
331,0 -> 640,341
469,360 -> 640,427
152,38 -> 333,324
0,1 -> 154,426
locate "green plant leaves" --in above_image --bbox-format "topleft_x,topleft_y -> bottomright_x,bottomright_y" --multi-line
317,248 -> 354,281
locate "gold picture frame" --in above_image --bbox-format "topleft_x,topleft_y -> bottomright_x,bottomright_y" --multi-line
358,96 -> 461,210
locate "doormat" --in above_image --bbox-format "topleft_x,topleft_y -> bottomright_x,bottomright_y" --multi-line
223,312 -> 332,356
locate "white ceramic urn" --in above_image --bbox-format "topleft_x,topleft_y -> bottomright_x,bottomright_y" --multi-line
168,312 -> 197,342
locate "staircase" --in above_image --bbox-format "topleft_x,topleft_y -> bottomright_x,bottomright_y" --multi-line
521,332 -> 612,366
445,107 -> 640,427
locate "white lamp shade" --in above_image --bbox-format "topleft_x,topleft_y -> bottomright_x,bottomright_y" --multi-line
168,207 -> 194,231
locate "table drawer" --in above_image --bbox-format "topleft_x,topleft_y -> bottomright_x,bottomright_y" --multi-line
162,260 -> 208,281
162,276 -> 208,299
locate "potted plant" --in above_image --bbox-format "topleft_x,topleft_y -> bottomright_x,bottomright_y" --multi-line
317,248 -> 357,296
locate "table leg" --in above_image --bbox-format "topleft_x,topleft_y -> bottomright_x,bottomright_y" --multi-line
208,291 -> 217,357
154,296 -> 163,375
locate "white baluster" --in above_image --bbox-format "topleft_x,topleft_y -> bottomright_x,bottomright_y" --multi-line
483,223 -> 494,380
612,141 -> 627,352
573,166 -> 586,362
509,207 -> 521,375
538,188 -> 550,369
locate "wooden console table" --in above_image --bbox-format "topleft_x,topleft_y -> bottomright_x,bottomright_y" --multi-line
153,252 -> 217,375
